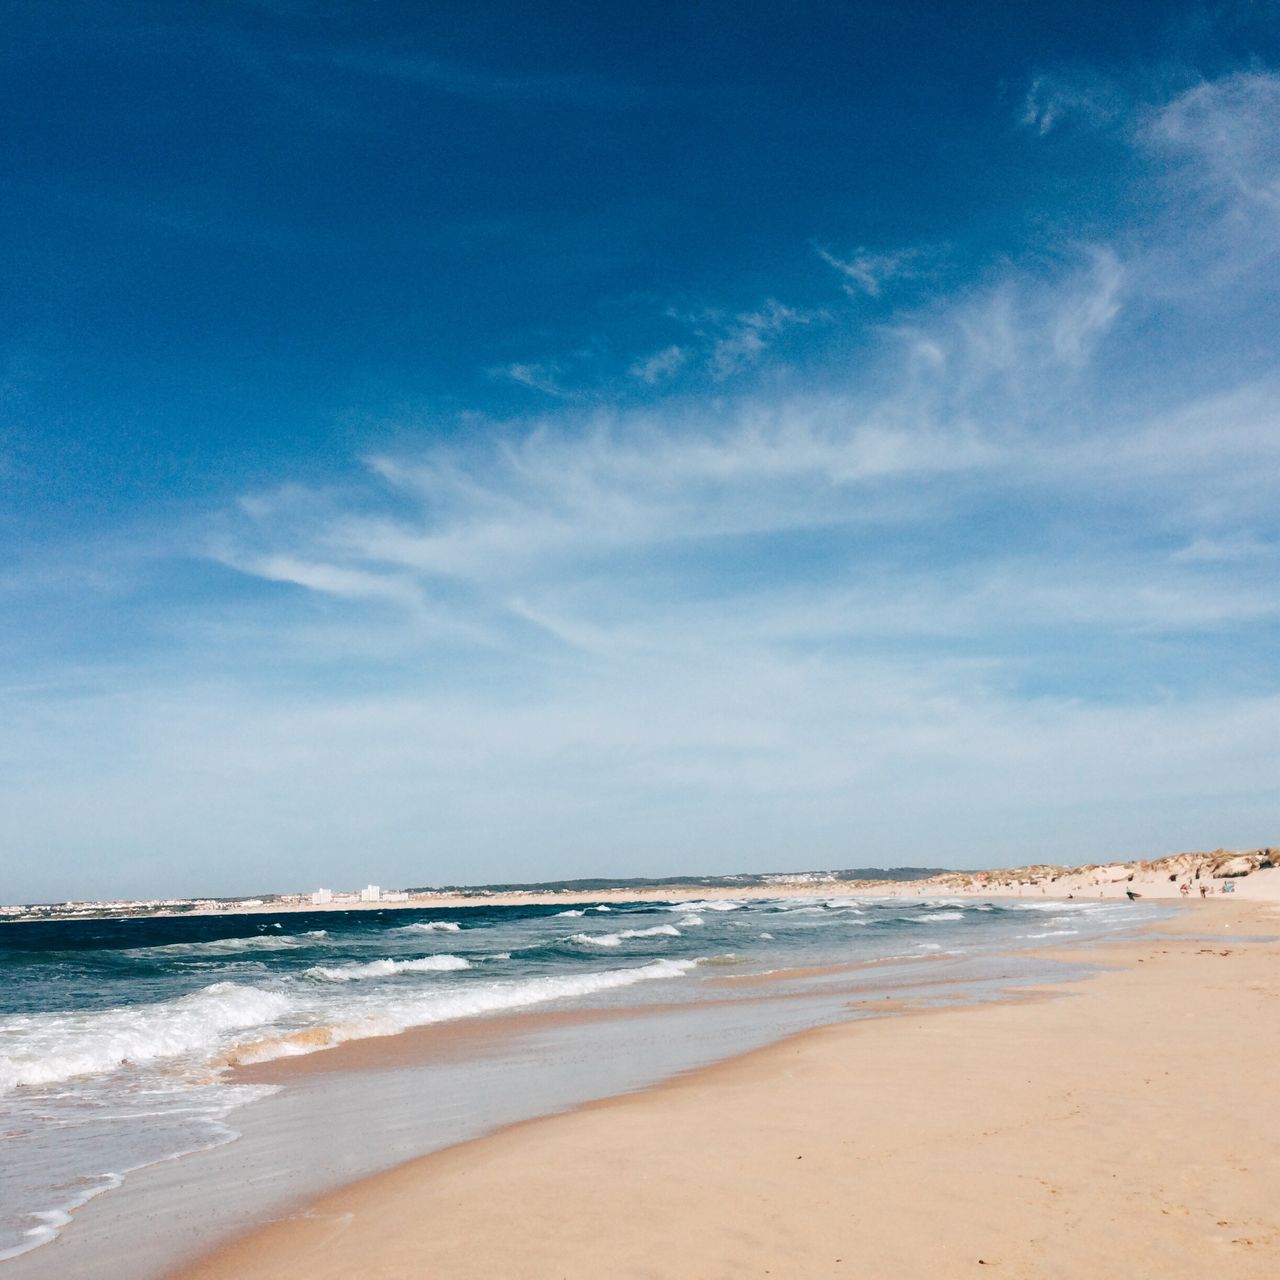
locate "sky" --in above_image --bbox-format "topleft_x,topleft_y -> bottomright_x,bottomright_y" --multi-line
2,1 -> 1278,901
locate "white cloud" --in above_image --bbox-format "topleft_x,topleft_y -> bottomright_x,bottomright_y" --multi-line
500,362 -> 567,397
5,69 -> 1280,897
1145,72 -> 1280,213
1171,535 -> 1274,564
222,553 -> 425,611
628,344 -> 687,384
1049,248 -> 1124,364
1020,71 -> 1122,135
707,300 -> 812,379
816,244 -> 922,297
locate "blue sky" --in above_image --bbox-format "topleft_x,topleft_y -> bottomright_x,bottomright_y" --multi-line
2,2 -> 1278,900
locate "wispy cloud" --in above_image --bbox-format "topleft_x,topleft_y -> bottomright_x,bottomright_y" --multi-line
706,300 -> 814,379
4,69 -> 1279,896
1020,71 -> 1124,135
1048,247 -> 1123,363
628,344 -> 687,385
1171,534 -> 1275,564
816,244 -> 925,298
1145,71 -> 1280,211
498,362 -> 570,397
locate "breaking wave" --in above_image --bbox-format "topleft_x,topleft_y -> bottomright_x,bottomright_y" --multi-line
569,925 -> 682,948
304,955 -> 472,982
0,983 -> 291,1093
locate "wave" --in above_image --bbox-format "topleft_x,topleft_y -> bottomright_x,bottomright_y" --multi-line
675,914 -> 705,926
305,955 -> 472,983
780,901 -> 867,915
0,983 -> 291,1093
395,921 -> 462,933
570,925 -> 682,948
237,959 -> 701,1064
918,911 -> 964,922
555,909 -> 586,917
1007,901 -> 1094,912
667,900 -> 742,912
121,935 -> 309,958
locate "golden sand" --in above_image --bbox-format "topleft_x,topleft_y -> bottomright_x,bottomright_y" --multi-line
173,901 -> 1280,1279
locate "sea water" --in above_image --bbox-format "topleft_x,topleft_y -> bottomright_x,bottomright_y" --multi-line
0,893 -> 1160,1264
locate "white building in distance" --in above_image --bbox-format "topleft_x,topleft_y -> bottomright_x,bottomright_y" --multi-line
360,885 -> 381,902
312,888 -> 333,905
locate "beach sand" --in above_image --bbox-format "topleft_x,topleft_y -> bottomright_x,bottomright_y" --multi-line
173,900 -> 1280,1279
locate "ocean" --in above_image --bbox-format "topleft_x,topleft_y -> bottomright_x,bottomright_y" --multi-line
0,891 -> 1162,1268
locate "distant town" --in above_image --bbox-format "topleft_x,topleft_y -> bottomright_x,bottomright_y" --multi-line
1,884 -> 438,923
0,867 -> 947,923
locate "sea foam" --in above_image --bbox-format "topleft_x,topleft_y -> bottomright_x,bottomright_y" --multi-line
123,934 -> 309,958
305,955 -> 472,982
570,925 -> 682,947
0,983 -> 291,1093
668,899 -> 742,912
239,959 -> 701,1063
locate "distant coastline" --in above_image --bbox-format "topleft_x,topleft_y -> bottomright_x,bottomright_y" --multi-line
5,845 -> 1275,924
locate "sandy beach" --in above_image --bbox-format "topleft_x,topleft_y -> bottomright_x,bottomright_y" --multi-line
171,898 -> 1280,1280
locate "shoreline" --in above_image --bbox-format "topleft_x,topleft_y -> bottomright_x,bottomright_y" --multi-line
9,901 -> 1114,1280
7,845 -> 1275,925
171,900 -> 1280,1279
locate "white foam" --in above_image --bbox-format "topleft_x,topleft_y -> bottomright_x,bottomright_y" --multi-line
555,909 -> 586,917
305,955 -> 472,982
676,914 -> 705,926
0,984 -> 291,1093
395,921 -> 462,933
123,935 -> 307,958
1007,901 -> 1093,912
0,1172 -> 124,1263
571,925 -> 681,947
668,899 -> 742,912
240,959 -> 701,1064
919,911 -> 964,922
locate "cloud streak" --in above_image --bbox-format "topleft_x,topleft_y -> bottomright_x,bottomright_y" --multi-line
3,69 -> 1278,898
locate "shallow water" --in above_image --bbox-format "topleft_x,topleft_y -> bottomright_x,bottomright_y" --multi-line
0,894 -> 1163,1270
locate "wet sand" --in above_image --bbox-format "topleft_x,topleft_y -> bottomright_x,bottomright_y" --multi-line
174,901 -> 1280,1279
